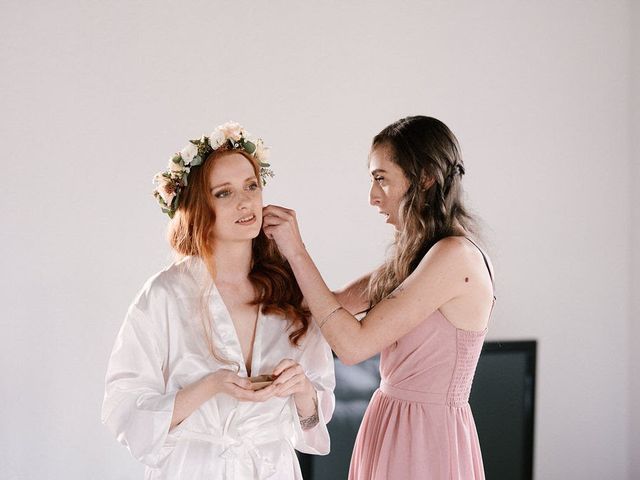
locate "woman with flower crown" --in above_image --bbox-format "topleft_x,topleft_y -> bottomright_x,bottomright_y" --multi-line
263,116 -> 492,479
101,122 -> 335,480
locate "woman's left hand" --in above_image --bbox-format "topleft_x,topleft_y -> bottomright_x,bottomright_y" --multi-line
262,205 -> 306,261
271,359 -> 314,398
271,359 -> 317,417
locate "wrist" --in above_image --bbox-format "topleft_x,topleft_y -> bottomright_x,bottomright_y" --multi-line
204,373 -> 219,397
288,246 -> 309,265
297,395 -> 319,430
294,385 -> 317,417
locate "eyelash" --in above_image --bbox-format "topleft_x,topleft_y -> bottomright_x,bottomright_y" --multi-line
374,176 -> 385,184
214,182 -> 260,199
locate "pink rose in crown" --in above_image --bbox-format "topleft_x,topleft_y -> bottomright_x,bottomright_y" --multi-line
154,174 -> 177,207
219,122 -> 244,142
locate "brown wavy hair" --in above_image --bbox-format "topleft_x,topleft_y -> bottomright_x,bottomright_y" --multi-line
168,148 -> 310,361
367,116 -> 478,306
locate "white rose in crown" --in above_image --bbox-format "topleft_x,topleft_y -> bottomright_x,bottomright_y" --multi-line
180,143 -> 198,165
219,122 -> 244,142
255,139 -> 270,163
208,129 -> 227,149
168,156 -> 185,174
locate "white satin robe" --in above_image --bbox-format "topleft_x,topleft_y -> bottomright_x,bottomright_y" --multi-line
101,257 -> 335,480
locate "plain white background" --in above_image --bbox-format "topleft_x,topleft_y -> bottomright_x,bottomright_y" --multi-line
1,1 -> 638,479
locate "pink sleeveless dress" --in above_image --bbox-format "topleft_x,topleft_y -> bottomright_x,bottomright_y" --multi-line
349,311 -> 487,479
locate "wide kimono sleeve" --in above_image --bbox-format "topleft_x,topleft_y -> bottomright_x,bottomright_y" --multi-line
290,322 -> 336,455
101,293 -> 178,468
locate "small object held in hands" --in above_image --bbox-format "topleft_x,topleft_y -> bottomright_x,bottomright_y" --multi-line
248,374 -> 276,390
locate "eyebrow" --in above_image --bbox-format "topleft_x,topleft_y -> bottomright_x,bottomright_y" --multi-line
210,176 -> 257,190
370,169 -> 387,176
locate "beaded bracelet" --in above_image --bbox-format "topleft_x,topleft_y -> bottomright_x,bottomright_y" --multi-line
298,397 -> 320,430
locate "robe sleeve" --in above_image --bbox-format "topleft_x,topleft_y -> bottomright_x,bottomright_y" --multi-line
290,322 -> 336,455
101,301 -> 178,468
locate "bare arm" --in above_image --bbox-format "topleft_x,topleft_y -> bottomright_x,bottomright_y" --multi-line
170,375 -> 217,430
333,272 -> 372,316
263,206 -> 477,365
285,244 -> 465,365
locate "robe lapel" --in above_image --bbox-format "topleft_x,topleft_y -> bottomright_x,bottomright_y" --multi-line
210,281 -> 263,378
210,282 -> 246,374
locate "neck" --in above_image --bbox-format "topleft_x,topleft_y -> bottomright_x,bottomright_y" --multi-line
209,239 -> 253,284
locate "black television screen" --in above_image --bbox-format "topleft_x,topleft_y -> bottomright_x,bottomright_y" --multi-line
299,340 -> 536,480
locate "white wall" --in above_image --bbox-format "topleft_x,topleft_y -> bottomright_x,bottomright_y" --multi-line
0,1 -> 634,479
630,0 -> 640,478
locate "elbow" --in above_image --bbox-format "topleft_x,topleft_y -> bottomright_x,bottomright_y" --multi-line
332,324 -> 368,366
334,343 -> 375,366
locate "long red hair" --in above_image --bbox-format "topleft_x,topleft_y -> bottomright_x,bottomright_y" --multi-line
168,148 -> 310,359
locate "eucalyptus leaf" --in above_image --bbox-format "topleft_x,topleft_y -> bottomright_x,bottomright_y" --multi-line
243,140 -> 256,154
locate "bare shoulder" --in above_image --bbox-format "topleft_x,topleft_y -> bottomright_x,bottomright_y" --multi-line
415,236 -> 478,273
433,236 -> 471,254
410,236 -> 494,297
433,236 -> 491,264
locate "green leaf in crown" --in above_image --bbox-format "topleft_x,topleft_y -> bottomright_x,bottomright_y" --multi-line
242,139 -> 256,154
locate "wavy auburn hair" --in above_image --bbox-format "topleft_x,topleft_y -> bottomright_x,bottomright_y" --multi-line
168,149 -> 310,360
367,116 -> 478,306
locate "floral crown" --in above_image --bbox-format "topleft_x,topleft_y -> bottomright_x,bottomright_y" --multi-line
153,121 -> 273,218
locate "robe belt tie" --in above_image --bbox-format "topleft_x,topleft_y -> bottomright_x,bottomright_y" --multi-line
180,413 -> 292,480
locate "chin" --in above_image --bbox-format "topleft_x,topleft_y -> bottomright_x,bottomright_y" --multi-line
238,228 -> 259,240
247,225 -> 262,239
386,218 -> 401,231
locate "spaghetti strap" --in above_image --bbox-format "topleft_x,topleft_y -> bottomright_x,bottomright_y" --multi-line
463,237 -> 496,300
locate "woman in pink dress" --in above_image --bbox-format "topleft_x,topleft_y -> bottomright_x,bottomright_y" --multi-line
263,116 -> 494,479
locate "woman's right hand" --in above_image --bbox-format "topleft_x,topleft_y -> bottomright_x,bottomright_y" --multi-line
171,369 -> 275,430
207,370 -> 276,402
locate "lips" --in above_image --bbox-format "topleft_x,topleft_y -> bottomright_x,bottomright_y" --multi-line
235,214 -> 256,225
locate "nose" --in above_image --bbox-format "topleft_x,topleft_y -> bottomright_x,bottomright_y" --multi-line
369,181 -> 381,206
237,190 -> 251,210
